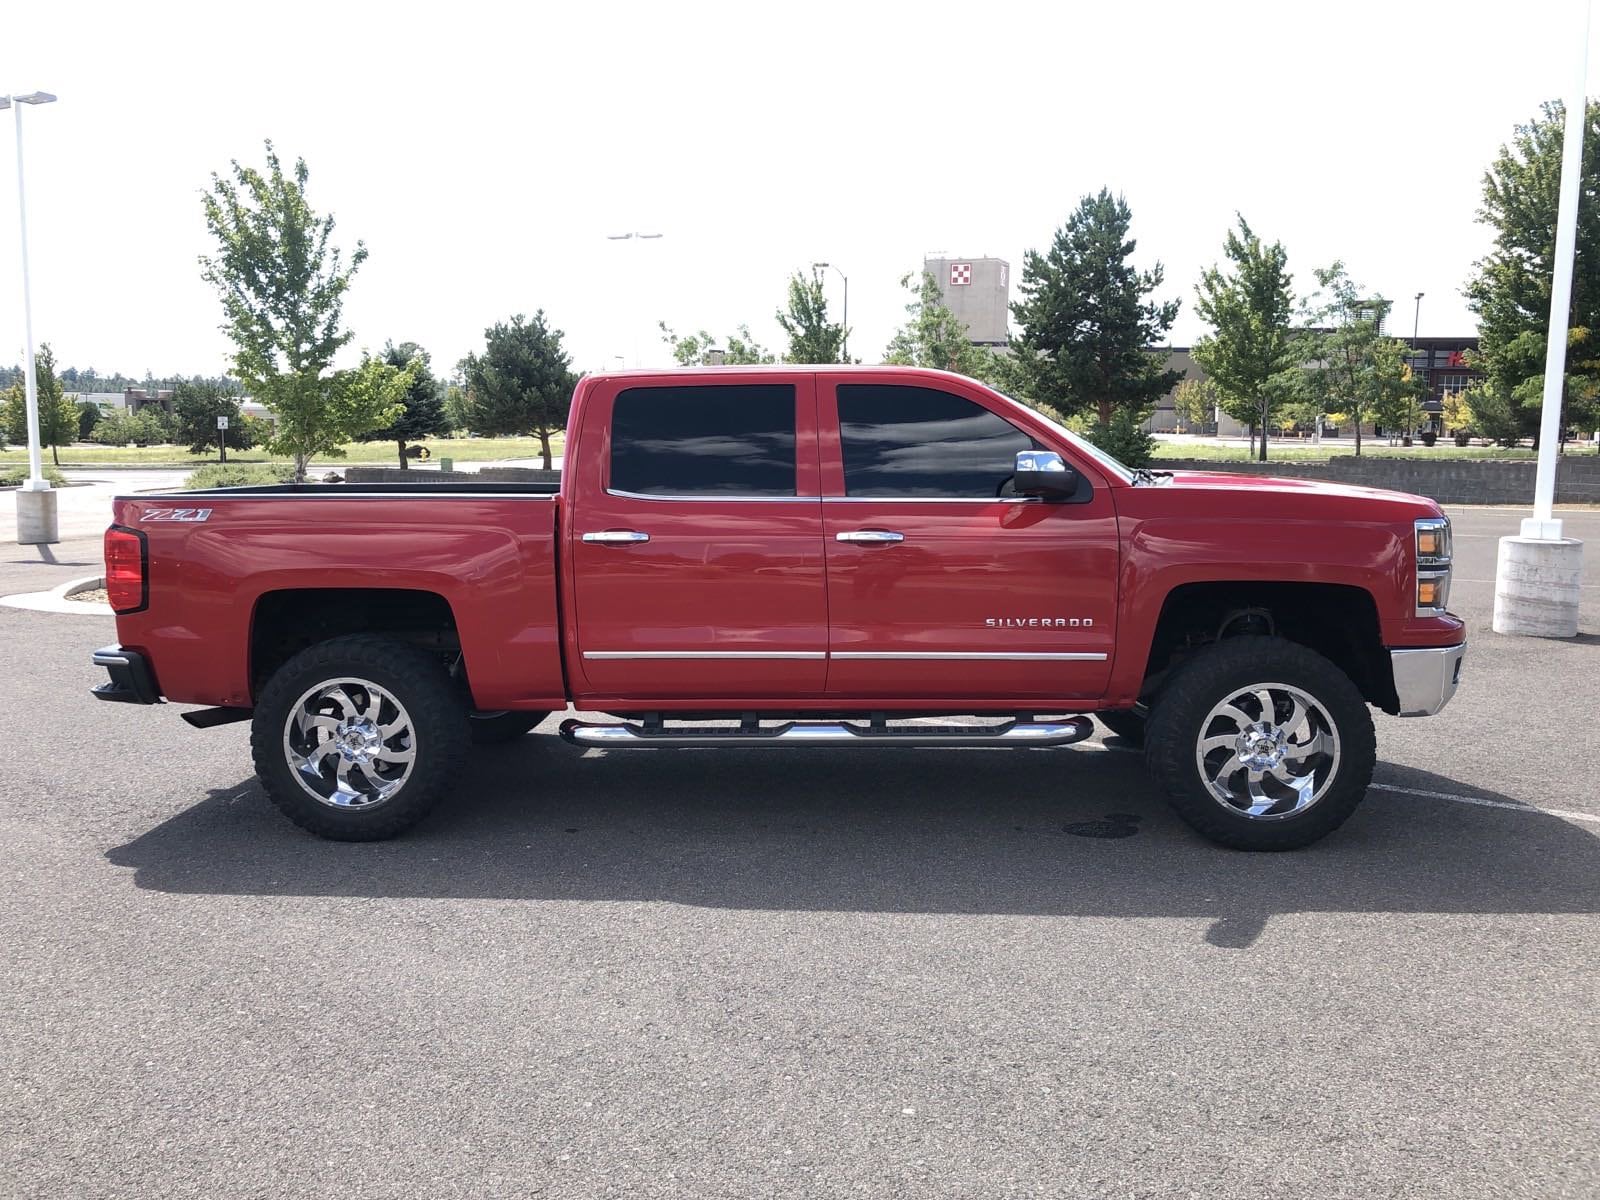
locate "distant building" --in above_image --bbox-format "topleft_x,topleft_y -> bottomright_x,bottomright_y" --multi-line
924,256 -> 1010,347
1147,336 -> 1482,438
123,387 -> 174,415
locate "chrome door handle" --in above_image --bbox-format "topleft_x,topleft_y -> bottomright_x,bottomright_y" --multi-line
835,530 -> 905,544
582,530 -> 650,544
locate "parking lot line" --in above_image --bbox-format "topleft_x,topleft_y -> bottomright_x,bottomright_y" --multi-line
1373,782 -> 1600,826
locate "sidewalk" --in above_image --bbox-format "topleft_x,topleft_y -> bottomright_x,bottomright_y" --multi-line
0,469 -> 190,544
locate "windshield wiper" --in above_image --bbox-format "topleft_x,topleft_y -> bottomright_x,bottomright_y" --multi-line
1130,468 -> 1172,485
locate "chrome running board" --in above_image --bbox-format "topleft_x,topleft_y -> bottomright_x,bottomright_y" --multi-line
559,716 -> 1093,749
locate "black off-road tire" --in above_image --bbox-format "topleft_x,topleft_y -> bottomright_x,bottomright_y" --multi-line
468,710 -> 549,745
1095,709 -> 1147,747
1143,635 -> 1376,851
251,635 -> 469,841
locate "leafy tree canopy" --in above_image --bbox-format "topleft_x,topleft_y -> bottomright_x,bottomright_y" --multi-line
359,342 -> 448,467
200,140 -> 379,479
1191,216 -> 1301,460
658,322 -> 776,366
462,311 -> 575,469
1465,99 -> 1600,442
1010,189 -> 1181,429
776,272 -> 846,364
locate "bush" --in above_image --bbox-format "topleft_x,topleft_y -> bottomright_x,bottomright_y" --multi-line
1420,430 -> 1437,447
1086,406 -> 1156,469
183,462 -> 298,490
0,465 -> 67,487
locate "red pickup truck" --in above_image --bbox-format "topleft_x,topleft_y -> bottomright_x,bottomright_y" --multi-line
91,366 -> 1465,850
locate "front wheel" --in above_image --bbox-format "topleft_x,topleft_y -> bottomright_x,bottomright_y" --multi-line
251,635 -> 469,841
1144,636 -> 1376,851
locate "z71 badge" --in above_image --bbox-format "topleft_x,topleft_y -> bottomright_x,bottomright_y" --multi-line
140,507 -> 213,523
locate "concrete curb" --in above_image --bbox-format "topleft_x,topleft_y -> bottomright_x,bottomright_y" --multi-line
0,574 -> 112,616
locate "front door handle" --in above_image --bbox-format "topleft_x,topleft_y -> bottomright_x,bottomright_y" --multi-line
582,530 -> 650,545
835,530 -> 905,544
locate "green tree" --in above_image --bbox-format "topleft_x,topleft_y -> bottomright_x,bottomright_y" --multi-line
443,383 -> 470,433
358,341 -> 448,467
1466,99 -> 1600,444
76,400 -> 102,441
776,271 -> 846,363
1170,377 -> 1219,433
883,271 -> 996,378
200,140 -> 381,480
462,311 -> 575,469
172,377 -> 250,456
658,322 -> 776,366
1010,189 -> 1181,431
1301,264 -> 1409,456
1,344 -> 78,465
1191,217 -> 1300,460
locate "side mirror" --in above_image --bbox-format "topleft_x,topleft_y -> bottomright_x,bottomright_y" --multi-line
1013,450 -> 1079,499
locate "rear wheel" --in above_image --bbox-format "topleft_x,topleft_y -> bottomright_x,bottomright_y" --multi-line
468,710 -> 549,745
1144,636 -> 1375,850
251,635 -> 469,841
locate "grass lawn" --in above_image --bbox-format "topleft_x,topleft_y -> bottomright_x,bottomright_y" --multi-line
1150,440 -> 1596,462
0,434 -> 566,469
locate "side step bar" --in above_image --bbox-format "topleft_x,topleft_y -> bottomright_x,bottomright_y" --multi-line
559,716 -> 1094,749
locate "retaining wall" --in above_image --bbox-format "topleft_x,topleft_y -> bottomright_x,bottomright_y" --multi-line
1161,455 -> 1600,506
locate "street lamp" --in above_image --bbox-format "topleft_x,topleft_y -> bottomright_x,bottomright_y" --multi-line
812,262 -> 848,362
1412,292 -> 1426,439
2,90 -> 58,545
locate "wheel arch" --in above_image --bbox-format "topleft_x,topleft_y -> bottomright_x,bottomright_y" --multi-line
1134,580 -> 1399,714
249,587 -> 465,703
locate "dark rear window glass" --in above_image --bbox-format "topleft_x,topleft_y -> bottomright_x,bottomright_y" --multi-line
836,384 -> 1035,497
610,385 -> 796,496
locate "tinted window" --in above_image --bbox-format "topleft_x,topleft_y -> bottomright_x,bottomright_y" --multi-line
611,385 -> 796,496
837,384 -> 1035,497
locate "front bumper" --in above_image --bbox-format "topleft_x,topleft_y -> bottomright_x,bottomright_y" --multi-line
1389,642 -> 1466,717
90,644 -> 162,705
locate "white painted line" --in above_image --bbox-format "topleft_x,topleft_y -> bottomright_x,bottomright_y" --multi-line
1373,783 -> 1600,825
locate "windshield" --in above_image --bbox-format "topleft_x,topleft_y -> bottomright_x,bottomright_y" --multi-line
999,397 -> 1135,484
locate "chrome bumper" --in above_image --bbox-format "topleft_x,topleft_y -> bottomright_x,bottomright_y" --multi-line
1389,643 -> 1466,717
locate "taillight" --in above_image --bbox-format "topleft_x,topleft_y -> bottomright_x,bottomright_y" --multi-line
104,525 -> 148,613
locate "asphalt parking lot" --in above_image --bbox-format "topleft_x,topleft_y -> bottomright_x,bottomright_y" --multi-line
2,504 -> 1596,1199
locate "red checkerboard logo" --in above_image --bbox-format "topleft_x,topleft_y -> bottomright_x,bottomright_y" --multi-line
949,263 -> 972,286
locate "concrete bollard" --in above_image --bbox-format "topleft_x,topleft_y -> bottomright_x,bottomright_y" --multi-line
15,486 -> 59,546
1492,535 -> 1584,638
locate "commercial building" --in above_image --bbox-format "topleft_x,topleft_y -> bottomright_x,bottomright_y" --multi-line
924,256 -> 1010,347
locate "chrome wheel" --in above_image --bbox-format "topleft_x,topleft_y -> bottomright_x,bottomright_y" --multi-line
282,676 -> 417,810
1193,682 -> 1340,821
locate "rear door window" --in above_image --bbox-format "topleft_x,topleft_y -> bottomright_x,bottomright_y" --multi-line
610,384 -> 796,496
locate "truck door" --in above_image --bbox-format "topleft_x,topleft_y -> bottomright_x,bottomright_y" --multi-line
567,377 -> 828,701
819,378 -> 1118,702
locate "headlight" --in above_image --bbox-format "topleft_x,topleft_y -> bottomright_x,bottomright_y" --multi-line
1415,517 -> 1452,616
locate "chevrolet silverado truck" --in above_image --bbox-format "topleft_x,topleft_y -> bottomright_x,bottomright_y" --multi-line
90,366 -> 1465,850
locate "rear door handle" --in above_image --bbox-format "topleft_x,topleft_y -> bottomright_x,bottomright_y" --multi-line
835,530 -> 905,544
582,530 -> 650,544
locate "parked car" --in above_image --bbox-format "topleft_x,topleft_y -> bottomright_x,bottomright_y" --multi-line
91,367 -> 1464,850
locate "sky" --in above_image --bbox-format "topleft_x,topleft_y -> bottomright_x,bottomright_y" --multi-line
0,0 -> 1595,384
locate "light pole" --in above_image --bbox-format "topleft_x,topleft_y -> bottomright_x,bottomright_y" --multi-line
812,261 -> 848,362
2,90 -> 58,545
606,232 -> 664,367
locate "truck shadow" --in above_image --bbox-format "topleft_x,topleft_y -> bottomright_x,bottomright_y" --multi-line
106,739 -> 1600,950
